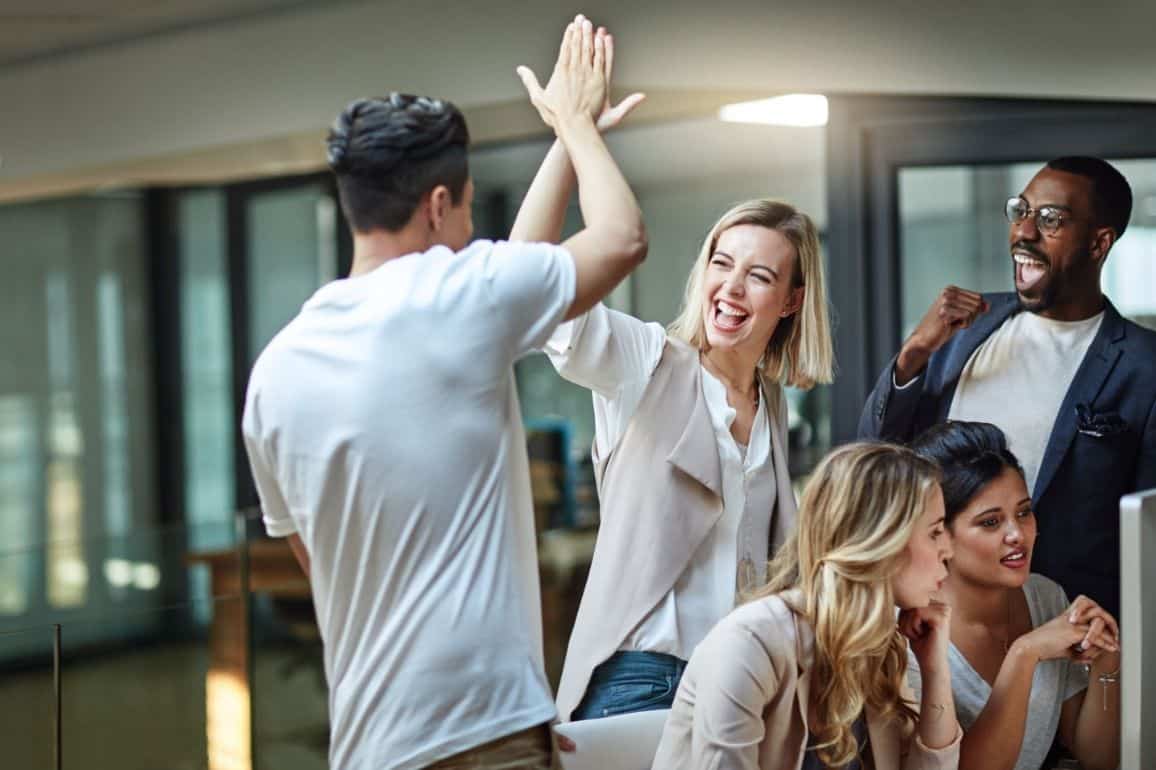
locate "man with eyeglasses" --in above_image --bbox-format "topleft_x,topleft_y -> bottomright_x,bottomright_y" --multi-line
859,156 -> 1156,620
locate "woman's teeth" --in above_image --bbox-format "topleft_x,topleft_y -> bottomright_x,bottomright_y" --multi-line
716,300 -> 748,317
714,301 -> 748,330
1001,550 -> 1027,567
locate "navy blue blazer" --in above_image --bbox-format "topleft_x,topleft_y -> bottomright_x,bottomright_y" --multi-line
859,293 -> 1156,618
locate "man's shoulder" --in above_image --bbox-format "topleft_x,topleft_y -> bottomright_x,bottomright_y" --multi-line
1119,315 -> 1156,359
247,320 -> 300,384
471,238 -> 568,260
460,238 -> 573,288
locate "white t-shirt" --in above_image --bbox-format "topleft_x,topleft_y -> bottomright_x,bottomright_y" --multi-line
242,240 -> 575,770
948,310 -> 1103,494
908,574 -> 1089,770
544,305 -> 776,661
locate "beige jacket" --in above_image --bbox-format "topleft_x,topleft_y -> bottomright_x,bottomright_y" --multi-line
652,591 -> 962,770
555,338 -> 797,721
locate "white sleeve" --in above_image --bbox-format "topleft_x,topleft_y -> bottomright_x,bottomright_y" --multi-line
480,240 -> 577,361
543,303 -> 666,399
241,389 -> 297,538
893,367 -> 922,391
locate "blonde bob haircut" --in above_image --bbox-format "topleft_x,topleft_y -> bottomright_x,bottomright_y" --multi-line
752,442 -> 941,768
667,198 -> 834,389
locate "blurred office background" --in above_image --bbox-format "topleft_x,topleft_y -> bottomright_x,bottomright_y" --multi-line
2,1 -> 1156,768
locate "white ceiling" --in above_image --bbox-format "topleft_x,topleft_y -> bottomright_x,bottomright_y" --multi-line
474,118 -> 1156,228
4,0 -> 1156,195
472,117 -> 825,191
0,0 -> 320,65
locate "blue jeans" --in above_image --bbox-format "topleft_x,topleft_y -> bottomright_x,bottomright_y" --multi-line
570,650 -> 687,721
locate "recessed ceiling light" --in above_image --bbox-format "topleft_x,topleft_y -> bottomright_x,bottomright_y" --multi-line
718,94 -> 828,127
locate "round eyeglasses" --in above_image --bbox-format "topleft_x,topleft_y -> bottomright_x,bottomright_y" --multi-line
1005,196 -> 1070,236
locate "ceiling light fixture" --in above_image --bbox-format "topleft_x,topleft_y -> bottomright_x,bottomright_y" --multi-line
718,94 -> 829,127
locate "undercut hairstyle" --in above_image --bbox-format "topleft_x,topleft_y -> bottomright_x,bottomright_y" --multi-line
326,93 -> 470,233
1045,156 -> 1133,239
910,421 -> 1024,526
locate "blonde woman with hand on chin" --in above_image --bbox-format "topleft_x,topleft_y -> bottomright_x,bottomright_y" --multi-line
512,18 -> 835,727
652,442 -> 962,770
910,421 -> 1120,770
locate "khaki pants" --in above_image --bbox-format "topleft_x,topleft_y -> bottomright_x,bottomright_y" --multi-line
426,724 -> 552,769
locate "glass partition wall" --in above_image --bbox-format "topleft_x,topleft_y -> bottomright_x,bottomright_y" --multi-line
899,160 -> 1156,337
0,192 -> 159,656
825,95 -> 1156,441
0,178 -> 344,770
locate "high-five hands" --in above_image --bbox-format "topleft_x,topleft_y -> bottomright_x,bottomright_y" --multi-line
517,15 -> 645,133
517,15 -> 606,130
590,26 -> 645,131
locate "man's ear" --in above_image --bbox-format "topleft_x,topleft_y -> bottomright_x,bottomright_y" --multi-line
426,185 -> 452,233
781,285 -> 805,318
1089,226 -> 1116,265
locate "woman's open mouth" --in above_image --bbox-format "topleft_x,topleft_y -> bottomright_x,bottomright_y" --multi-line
712,299 -> 749,332
1000,548 -> 1029,570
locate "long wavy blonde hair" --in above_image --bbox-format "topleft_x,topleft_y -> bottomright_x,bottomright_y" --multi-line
752,442 -> 940,767
666,198 -> 834,389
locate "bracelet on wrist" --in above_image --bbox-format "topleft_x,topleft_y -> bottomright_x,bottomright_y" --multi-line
1095,665 -> 1120,712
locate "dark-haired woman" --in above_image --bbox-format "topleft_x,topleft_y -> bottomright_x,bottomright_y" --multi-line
910,421 -> 1120,770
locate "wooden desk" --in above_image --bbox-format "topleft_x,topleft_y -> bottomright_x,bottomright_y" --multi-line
187,540 -> 310,770
186,531 -> 595,768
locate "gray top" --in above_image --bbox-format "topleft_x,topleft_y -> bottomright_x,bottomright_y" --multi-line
909,574 -> 1089,770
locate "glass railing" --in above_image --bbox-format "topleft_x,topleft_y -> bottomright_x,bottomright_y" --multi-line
0,512 -> 327,770
0,623 -> 57,770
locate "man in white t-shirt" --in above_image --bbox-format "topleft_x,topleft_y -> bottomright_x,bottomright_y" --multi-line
861,156 -> 1156,621
241,16 -> 647,770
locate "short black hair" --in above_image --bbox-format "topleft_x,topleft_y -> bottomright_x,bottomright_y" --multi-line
909,421 -> 1024,526
1045,156 -> 1133,239
327,93 -> 470,233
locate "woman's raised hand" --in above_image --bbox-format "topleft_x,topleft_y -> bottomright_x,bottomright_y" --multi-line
517,15 -> 608,130
592,27 -> 646,131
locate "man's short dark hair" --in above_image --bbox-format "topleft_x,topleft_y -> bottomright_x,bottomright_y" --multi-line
1045,156 -> 1133,239
327,93 -> 470,233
